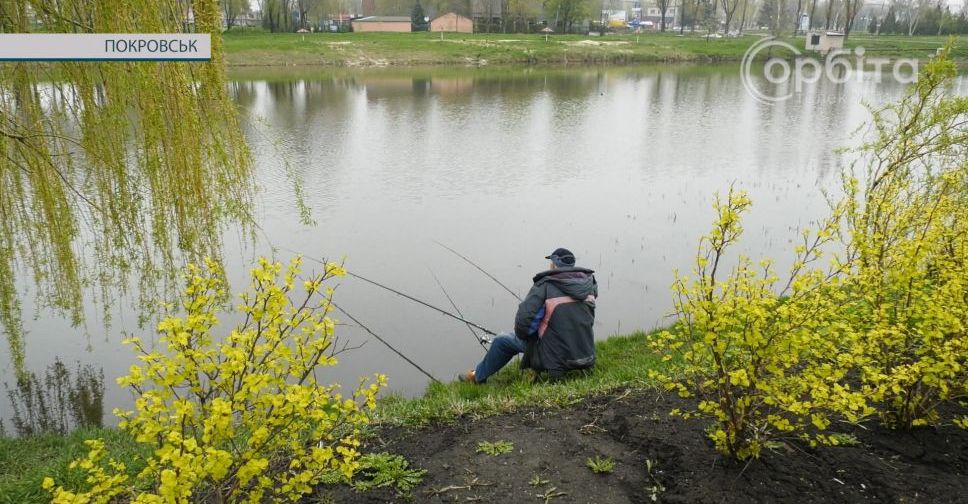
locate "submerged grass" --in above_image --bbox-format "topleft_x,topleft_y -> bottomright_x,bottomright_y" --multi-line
376,329 -> 668,427
0,329 -> 666,502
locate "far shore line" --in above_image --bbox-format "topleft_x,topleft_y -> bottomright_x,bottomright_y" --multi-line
222,31 -> 965,68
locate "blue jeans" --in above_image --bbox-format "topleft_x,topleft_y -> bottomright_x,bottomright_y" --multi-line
474,333 -> 526,383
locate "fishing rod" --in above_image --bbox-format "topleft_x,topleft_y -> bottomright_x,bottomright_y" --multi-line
433,240 -> 522,302
294,251 -> 500,336
348,270 -> 499,336
429,269 -> 490,352
330,301 -> 440,384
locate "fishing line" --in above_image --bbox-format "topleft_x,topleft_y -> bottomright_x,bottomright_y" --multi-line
330,301 -> 440,384
429,268 -> 490,353
292,250 -> 500,336
347,270 -> 499,336
433,240 -> 523,301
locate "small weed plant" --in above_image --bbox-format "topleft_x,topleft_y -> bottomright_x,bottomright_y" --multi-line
536,487 -> 568,503
528,474 -> 550,487
645,459 -> 665,502
476,440 -> 514,456
351,452 -> 427,498
585,456 -> 615,474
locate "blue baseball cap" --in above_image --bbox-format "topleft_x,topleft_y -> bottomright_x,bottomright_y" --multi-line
545,248 -> 575,266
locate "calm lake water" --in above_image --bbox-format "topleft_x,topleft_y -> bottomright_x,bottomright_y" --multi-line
5,63 -> 967,424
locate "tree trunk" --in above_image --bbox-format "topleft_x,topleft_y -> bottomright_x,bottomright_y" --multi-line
908,7 -> 921,36
739,0 -> 748,34
843,0 -> 853,39
775,0 -> 784,35
692,0 -> 700,32
679,0 -> 686,33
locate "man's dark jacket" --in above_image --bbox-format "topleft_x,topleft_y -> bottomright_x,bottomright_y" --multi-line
514,266 -> 598,376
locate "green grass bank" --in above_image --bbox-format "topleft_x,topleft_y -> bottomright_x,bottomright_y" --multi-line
222,30 -> 965,67
0,329 -> 665,503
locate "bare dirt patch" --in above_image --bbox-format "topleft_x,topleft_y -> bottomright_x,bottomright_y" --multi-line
566,40 -> 631,47
323,388 -> 968,503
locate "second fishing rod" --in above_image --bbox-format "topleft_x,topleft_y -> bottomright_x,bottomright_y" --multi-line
297,251 -> 500,338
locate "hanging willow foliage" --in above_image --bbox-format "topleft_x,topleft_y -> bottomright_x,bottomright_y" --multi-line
0,0 -> 253,373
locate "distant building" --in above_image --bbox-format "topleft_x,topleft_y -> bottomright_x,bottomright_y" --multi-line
640,5 -> 677,27
352,16 -> 412,32
805,31 -> 845,54
602,1 -> 677,28
430,12 -> 473,33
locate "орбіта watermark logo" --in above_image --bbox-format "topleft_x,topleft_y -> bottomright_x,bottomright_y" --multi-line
740,37 -> 919,105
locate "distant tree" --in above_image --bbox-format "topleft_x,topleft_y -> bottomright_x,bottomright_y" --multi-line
296,0 -> 314,29
678,0 -> 687,32
758,0 -> 790,34
808,0 -> 819,29
307,0 -> 335,28
375,0 -> 415,16
880,6 -> 898,32
824,0 -> 835,29
738,0 -> 752,32
262,0 -> 296,32
223,0 -> 251,29
658,0 -> 672,30
699,0 -> 717,35
680,0 -> 697,31
546,0 -> 591,32
896,0 -> 932,35
477,0 -> 501,32
757,0 -> 776,26
719,0 -> 744,33
938,6 -> 965,34
411,0 -> 427,29
426,0 -> 473,17
687,0 -> 713,31
868,14 -> 878,33
507,0 -> 542,32
843,0 -> 863,38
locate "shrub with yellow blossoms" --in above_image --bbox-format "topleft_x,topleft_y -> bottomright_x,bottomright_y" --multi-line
649,188 -> 871,460
43,256 -> 387,503
650,47 -> 966,461
840,48 -> 967,430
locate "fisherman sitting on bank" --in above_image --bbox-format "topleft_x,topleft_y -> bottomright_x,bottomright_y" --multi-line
460,248 -> 598,383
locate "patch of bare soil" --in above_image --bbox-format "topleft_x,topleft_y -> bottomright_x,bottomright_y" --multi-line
323,390 -> 968,503
565,40 -> 631,47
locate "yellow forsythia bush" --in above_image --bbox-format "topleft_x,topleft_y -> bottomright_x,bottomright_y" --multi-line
651,48 -> 966,461
841,49 -> 967,430
43,256 -> 386,503
649,188 -> 871,460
